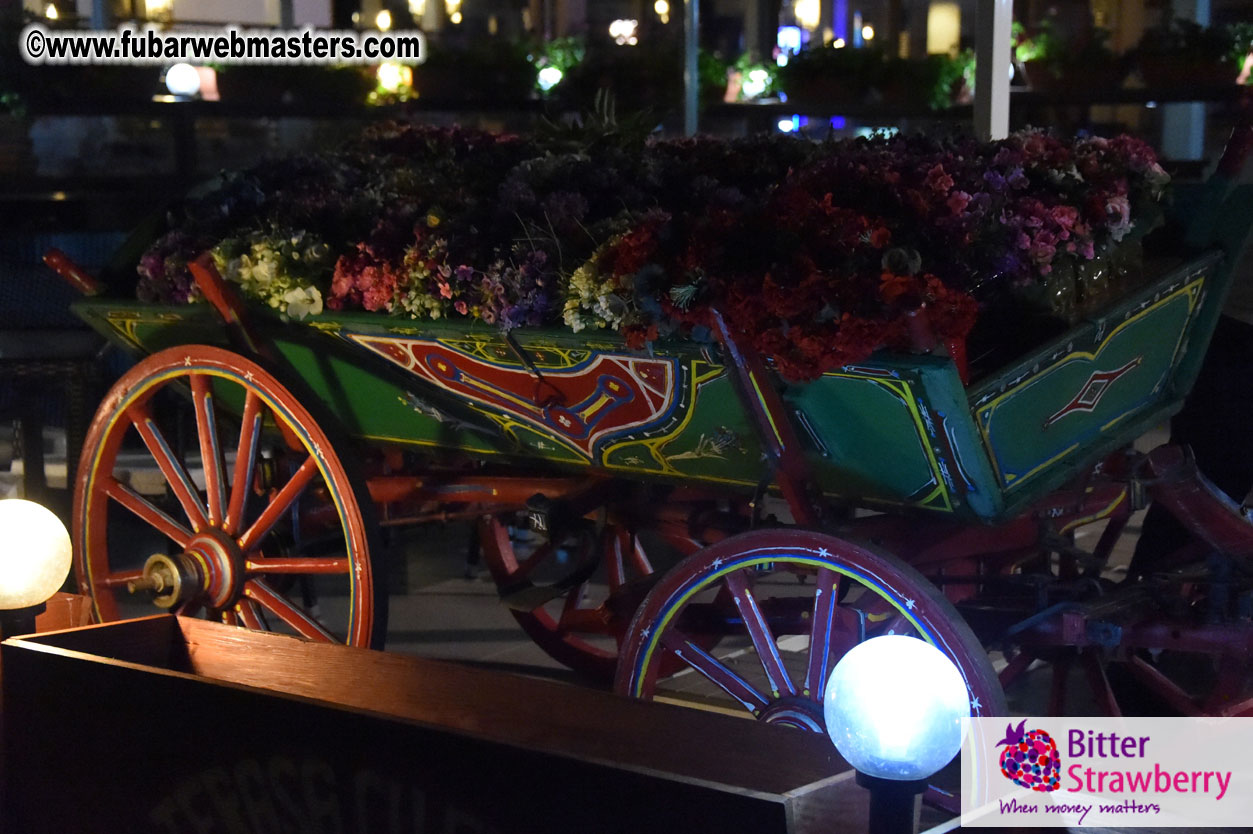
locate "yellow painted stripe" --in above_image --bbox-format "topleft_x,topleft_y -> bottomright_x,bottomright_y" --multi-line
748,374 -> 785,447
1059,489 -> 1127,534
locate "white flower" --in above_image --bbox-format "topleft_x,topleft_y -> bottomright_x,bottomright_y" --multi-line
282,286 -> 324,319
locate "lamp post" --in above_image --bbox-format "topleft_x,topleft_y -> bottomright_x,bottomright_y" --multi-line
823,635 -> 970,834
0,499 -> 72,638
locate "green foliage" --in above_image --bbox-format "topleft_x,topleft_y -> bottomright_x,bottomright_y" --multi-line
528,36 -> 586,93
1012,20 -> 1063,64
1227,21 -> 1253,68
535,89 -> 655,155
732,54 -> 778,101
1014,20 -> 1118,78
533,36 -> 586,74
0,91 -> 24,118
699,49 -> 730,95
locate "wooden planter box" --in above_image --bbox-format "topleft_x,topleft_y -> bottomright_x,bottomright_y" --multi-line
2,616 -> 858,833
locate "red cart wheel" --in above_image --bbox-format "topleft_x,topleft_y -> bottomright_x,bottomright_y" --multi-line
478,515 -> 705,682
74,345 -> 385,648
616,529 -> 1005,806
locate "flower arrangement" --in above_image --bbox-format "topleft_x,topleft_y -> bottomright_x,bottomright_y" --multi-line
212,229 -> 332,318
135,124 -> 1169,383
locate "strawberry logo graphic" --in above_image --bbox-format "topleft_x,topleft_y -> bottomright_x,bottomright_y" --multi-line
997,720 -> 1061,792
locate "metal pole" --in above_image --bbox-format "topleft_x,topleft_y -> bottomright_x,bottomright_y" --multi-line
973,0 -> 1012,140
684,0 -> 699,136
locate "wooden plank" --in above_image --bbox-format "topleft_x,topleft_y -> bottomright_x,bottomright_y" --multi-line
169,617 -> 842,795
13,613 -> 188,669
3,617 -> 853,834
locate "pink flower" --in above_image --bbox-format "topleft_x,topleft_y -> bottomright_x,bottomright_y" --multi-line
1029,230 -> 1058,265
362,281 -> 392,312
454,300 -> 468,315
1049,205 -> 1079,231
924,164 -> 954,195
946,190 -> 971,215
331,265 -> 355,298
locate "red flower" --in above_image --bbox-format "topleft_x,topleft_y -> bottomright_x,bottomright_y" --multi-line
879,271 -> 917,305
623,323 -> 659,350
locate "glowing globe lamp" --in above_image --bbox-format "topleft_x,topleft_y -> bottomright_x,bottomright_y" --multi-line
536,65 -> 564,92
0,499 -> 71,638
164,63 -> 202,98
824,634 -> 970,834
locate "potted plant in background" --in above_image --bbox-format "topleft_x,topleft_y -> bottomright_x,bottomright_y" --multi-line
1227,21 -> 1253,84
529,36 -> 586,98
1014,20 -> 1125,93
875,51 -> 970,111
1132,17 -> 1240,89
775,44 -> 886,107
725,54 -> 779,103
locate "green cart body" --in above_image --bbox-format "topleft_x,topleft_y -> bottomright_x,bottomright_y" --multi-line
74,249 -> 1225,524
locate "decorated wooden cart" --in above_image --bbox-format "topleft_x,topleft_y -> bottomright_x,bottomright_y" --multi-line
43,118 -> 1253,810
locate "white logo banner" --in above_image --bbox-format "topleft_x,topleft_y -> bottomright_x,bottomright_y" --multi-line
961,717 -> 1252,827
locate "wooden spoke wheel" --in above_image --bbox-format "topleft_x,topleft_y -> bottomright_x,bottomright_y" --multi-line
477,514 -> 706,682
74,345 -> 385,648
615,529 -> 1005,809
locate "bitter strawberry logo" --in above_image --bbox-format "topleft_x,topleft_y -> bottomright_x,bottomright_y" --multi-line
997,720 -> 1061,792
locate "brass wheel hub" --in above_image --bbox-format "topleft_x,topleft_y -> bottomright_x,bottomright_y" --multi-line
128,530 -> 244,611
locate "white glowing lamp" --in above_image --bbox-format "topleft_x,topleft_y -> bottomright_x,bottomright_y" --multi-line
537,65 -> 563,92
741,68 -> 770,99
377,61 -> 412,93
165,63 -> 202,98
0,499 -> 72,611
823,634 -> 969,781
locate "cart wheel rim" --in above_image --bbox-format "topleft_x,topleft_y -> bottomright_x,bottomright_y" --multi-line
614,528 -> 1005,811
74,345 -> 382,648
618,547 -> 1002,716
